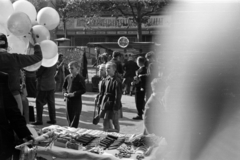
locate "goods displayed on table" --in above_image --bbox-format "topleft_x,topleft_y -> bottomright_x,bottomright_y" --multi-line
20,125 -> 162,160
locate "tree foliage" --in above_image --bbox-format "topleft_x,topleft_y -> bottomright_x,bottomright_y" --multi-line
17,0 -> 170,41
103,0 -> 168,25
61,0 -> 170,41
98,0 -> 169,41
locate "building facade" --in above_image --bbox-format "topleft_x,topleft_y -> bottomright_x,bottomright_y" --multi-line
56,15 -> 171,46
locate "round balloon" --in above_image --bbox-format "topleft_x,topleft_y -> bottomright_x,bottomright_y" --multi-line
0,0 -> 14,24
32,25 -> 50,43
13,0 -> 37,23
24,47 -> 41,71
40,40 -> 58,59
37,7 -> 60,30
23,33 -> 34,45
7,12 -> 32,36
7,34 -> 29,54
41,53 -> 58,68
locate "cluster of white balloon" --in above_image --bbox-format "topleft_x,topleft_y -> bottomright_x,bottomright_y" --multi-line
0,0 -> 60,71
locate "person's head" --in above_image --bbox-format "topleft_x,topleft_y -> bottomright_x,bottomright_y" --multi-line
106,62 -> 117,77
128,53 -> 133,60
124,54 -> 128,60
98,64 -> 106,78
68,61 -> 79,76
101,53 -> 108,63
58,54 -> 64,62
0,33 -> 8,50
145,51 -> 154,61
136,56 -> 145,67
112,51 -> 121,61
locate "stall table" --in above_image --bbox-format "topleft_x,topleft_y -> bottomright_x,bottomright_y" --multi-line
21,125 -> 166,160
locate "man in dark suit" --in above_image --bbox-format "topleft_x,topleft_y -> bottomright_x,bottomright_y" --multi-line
132,56 -> 147,120
32,64 -> 57,125
122,54 -> 138,95
110,51 -> 124,77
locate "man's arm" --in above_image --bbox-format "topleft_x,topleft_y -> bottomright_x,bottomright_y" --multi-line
14,44 -> 42,68
15,29 -> 43,68
73,76 -> 86,96
62,76 -> 68,94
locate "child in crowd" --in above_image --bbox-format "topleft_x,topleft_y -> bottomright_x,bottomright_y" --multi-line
62,61 -> 86,128
98,62 -> 122,133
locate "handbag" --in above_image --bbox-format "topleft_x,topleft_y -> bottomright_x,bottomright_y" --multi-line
92,100 -> 100,125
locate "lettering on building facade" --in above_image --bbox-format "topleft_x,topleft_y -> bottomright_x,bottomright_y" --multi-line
58,16 -> 171,30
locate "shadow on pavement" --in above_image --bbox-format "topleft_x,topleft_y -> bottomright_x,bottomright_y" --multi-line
78,122 -> 103,130
121,107 -> 137,114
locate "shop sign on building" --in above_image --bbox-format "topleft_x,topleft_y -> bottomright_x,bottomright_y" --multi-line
58,15 -> 171,30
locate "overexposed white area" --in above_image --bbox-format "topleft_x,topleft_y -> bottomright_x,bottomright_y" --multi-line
153,0 -> 240,160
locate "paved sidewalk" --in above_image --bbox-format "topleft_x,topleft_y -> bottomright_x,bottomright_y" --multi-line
28,92 -> 144,135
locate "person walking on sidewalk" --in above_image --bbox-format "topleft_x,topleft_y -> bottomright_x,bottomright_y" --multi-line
63,61 -> 86,128
32,64 -> 57,125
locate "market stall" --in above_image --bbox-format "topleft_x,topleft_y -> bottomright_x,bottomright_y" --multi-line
18,125 -> 166,160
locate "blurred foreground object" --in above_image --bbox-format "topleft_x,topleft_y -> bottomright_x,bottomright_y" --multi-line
152,0 -> 240,160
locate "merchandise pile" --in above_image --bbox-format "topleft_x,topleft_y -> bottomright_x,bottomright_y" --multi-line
36,125 -> 162,160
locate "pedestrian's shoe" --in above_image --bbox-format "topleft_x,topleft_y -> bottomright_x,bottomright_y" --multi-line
31,121 -> 43,125
47,120 -> 56,124
132,116 -> 143,120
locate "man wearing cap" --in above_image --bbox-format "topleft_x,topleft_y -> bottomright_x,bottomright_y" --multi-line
0,31 -> 42,115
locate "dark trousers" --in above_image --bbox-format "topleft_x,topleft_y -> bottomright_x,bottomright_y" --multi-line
123,77 -> 133,94
135,90 -> 145,117
145,87 -> 152,102
66,99 -> 82,128
35,89 -> 56,122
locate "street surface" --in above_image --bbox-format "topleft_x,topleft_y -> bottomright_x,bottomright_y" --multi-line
28,92 -> 144,135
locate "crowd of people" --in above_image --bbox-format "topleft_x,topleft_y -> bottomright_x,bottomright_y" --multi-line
1,30 -> 221,160
95,50 -> 165,133
0,29 -> 166,159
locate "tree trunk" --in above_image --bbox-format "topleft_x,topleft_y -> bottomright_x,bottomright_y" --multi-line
137,22 -> 142,42
63,19 -> 67,38
136,3 -> 142,42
